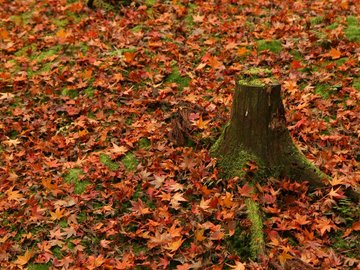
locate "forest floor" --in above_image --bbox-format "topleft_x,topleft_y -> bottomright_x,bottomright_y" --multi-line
0,0 -> 359,269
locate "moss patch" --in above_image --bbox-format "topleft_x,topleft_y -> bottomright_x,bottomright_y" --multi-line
100,153 -> 119,171
138,137 -> 151,150
121,153 -> 138,171
28,264 -> 50,270
166,67 -> 190,90
256,40 -> 282,54
238,67 -> 278,87
63,168 -> 90,194
345,16 -> 360,42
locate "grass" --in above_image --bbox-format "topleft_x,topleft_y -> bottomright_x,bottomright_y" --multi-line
63,168 -> 90,194
256,39 -> 282,54
100,153 -> 119,171
345,16 -> 360,42
121,153 -> 138,171
166,67 -> 190,91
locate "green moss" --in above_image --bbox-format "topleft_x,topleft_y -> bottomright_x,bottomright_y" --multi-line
244,67 -> 272,77
256,40 -> 282,54
246,199 -> 264,259
74,180 -> 90,194
131,25 -> 143,33
226,223 -> 252,259
84,87 -> 94,97
100,153 -> 119,171
35,45 -> 62,62
138,137 -> 151,150
64,168 -> 83,183
59,220 -> 68,228
121,153 -> 138,171
290,50 -> 303,61
166,67 -> 190,90
145,0 -> 156,6
310,16 -> 324,25
315,84 -> 332,99
61,88 -> 79,98
345,16 -> 360,42
326,22 -> 339,30
10,11 -> 33,25
352,80 -> 360,91
238,67 -> 278,87
63,168 -> 89,194
28,264 -> 50,270
52,18 -> 69,27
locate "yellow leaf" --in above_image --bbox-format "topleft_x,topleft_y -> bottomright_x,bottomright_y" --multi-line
0,28 -> 10,40
83,69 -> 93,80
165,238 -> 184,252
193,116 -> 210,129
15,249 -> 34,266
195,229 -> 206,242
6,188 -> 23,201
278,251 -> 293,266
237,47 -> 248,56
328,48 -> 341,59
50,208 -> 65,221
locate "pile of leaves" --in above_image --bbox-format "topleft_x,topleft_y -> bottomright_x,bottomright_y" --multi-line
0,0 -> 359,269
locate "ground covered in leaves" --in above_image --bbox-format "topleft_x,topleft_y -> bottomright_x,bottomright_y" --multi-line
0,0 -> 360,269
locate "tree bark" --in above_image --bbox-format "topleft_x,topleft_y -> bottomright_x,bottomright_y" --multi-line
212,82 -> 328,188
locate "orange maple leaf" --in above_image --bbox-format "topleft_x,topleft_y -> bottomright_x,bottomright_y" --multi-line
328,48 -> 341,59
165,238 -> 184,252
227,261 -> 246,270
50,208 -> 66,221
237,47 -> 248,56
278,251 -> 293,266
6,188 -> 23,201
207,56 -> 223,69
195,228 -> 206,242
15,249 -> 34,266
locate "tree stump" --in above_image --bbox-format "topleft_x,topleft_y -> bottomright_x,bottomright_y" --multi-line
211,68 -> 331,259
212,68 -> 328,187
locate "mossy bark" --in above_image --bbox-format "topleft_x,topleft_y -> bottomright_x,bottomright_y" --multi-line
213,82 -> 329,187
211,72 -> 334,260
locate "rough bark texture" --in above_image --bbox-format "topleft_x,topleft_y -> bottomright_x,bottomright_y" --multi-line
212,73 -> 359,259
212,82 -> 328,187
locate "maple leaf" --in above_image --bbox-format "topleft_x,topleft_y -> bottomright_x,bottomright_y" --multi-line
238,184 -> 253,197
316,218 -> 338,236
6,187 -> 23,201
170,193 -> 187,210
352,221 -> 360,231
165,237 -> 184,252
50,208 -> 66,221
278,251 -> 293,266
293,213 -> 311,226
193,14 -> 204,22
150,174 -> 166,189
2,138 -> 21,147
0,92 -> 14,100
328,187 -> 346,199
192,116 -> 211,129
328,48 -> 341,59
86,255 -> 105,269
237,47 -> 248,56
100,239 -> 112,249
195,228 -> 206,242
109,143 -> 128,156
15,249 -> 34,266
131,199 -> 151,215
199,197 -> 211,211
207,56 -> 223,69
62,226 -> 77,239
0,27 -> 10,40
226,261 -> 246,270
